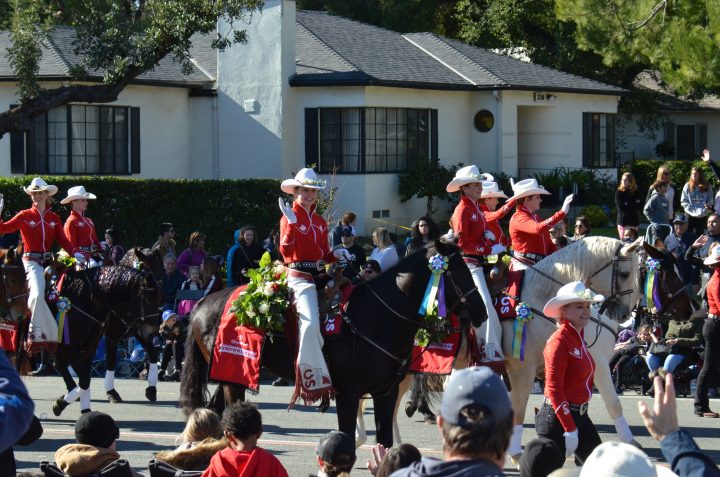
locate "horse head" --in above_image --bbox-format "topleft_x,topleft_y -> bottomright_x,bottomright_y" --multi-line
430,238 -> 486,327
640,241 -> 694,322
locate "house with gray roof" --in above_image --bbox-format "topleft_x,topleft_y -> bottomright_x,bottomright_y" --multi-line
0,0 -> 627,231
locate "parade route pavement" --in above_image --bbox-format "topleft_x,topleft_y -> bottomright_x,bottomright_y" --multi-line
15,375 -> 720,476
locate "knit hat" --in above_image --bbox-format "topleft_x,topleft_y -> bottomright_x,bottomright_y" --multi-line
162,310 -> 178,322
519,438 -> 564,477
317,431 -> 356,469
75,411 -> 119,448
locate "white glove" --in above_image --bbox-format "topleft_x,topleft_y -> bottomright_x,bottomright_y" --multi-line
443,229 -> 455,241
490,244 -> 506,255
278,197 -> 297,224
333,248 -> 352,261
0,193 -> 4,216
563,430 -> 579,457
484,230 -> 496,242
561,194 -> 574,215
73,252 -> 86,261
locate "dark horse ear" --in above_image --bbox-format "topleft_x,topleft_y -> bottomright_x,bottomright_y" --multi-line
642,240 -> 672,263
433,237 -> 457,257
136,248 -> 149,263
144,272 -> 156,288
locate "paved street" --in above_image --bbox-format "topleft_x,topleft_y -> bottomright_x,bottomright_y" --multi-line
14,375 -> 720,476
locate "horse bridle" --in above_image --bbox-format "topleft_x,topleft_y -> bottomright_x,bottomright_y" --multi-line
0,263 -> 29,308
642,258 -> 693,319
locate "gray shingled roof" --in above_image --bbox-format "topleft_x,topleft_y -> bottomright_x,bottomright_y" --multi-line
292,10 -> 626,95
634,70 -> 720,111
0,27 -> 215,87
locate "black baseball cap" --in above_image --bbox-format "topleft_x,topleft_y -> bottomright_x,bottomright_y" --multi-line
341,226 -> 355,237
75,411 -> 120,448
440,366 -> 512,427
317,431 -> 356,468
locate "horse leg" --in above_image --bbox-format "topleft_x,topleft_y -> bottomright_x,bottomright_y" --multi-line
53,351 -> 77,393
336,392 -> 361,447
104,336 -> 123,403
208,385 -> 226,416
356,397 -> 368,447
506,356 -> 537,462
53,346 -> 92,415
373,386 -> 399,448
144,341 -> 160,402
593,350 -> 637,446
392,374 -> 414,444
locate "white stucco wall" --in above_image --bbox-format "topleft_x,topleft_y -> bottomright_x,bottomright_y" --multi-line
0,82 -> 204,179
620,111 -> 720,160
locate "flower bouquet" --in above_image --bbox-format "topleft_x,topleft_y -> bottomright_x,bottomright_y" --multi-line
228,252 -> 291,340
415,299 -> 452,347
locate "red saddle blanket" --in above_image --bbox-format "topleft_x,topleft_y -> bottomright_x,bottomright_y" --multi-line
493,268 -> 524,321
209,286 -> 266,391
0,320 -> 19,352
409,314 -> 463,375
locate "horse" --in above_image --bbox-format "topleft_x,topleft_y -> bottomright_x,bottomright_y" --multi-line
98,247 -> 166,403
179,239 -> 486,448
0,247 -> 32,372
46,264 -> 163,415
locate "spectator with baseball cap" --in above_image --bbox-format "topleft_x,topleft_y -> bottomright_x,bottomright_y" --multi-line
54,411 -> 141,476
334,226 -> 367,281
314,430 -> 356,476
390,366 -> 513,477
665,213 -> 696,295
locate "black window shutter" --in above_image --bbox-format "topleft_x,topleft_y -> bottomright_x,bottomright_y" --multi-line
305,108 -> 319,168
130,107 -> 140,174
10,131 -> 25,174
430,109 -> 438,162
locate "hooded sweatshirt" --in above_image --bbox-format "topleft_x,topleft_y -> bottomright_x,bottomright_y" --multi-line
226,229 -> 241,286
389,456 -> 506,477
54,444 -> 120,475
202,447 -> 288,477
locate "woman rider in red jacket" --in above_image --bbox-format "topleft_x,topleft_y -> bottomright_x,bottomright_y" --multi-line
61,186 -> 103,268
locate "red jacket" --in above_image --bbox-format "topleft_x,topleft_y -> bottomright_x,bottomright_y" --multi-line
279,202 -> 334,263
480,200 -> 514,247
202,447 -> 288,477
0,205 -> 76,254
450,196 -> 492,256
64,210 -> 100,255
509,206 -> 565,256
543,321 -> 595,432
708,269 -> 720,315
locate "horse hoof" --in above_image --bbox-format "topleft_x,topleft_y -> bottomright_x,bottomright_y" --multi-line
145,386 -> 157,402
423,413 -> 436,425
52,397 -> 69,417
107,389 -> 123,403
404,401 -> 417,418
317,396 -> 330,413
80,408 -> 91,414
629,439 -> 644,450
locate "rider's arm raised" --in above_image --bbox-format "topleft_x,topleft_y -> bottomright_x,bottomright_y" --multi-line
484,197 -> 517,223
513,208 -> 566,235
0,209 -> 26,235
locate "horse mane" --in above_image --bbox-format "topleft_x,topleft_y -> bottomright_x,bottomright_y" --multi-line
532,236 -> 623,285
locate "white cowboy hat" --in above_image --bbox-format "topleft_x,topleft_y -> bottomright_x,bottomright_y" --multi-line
542,281 -> 604,320
480,181 -> 508,199
23,177 -> 58,196
60,185 -> 97,205
704,245 -> 720,265
509,178 -> 551,201
280,168 -> 327,194
446,166 -> 494,193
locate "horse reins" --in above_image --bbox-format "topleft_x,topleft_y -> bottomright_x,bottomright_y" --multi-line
0,263 -> 29,306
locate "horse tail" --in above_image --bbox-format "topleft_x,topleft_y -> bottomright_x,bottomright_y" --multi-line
179,319 -> 210,416
411,374 -> 443,412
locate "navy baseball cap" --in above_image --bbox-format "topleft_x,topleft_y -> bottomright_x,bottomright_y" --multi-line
440,366 -> 512,426
340,226 -> 355,237
672,213 -> 688,224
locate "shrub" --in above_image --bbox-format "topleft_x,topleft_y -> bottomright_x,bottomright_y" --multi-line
0,176 -> 282,255
621,159 -> 718,201
580,205 -> 609,228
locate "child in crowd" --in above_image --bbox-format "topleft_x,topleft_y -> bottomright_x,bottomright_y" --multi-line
314,430 -> 356,477
158,310 -> 185,382
155,409 -> 228,471
644,181 -> 671,246
177,266 -> 203,317
622,228 -> 639,243
177,409 -> 223,451
202,401 -> 288,477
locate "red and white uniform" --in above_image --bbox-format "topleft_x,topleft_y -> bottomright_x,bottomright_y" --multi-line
509,206 -> 565,257
0,205 -> 77,347
708,269 -> 720,315
543,321 -> 595,432
279,202 -> 335,400
450,195 -> 492,257
64,210 -> 100,258
480,201 -> 514,247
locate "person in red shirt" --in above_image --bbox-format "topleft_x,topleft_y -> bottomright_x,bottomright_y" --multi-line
61,186 -> 103,268
479,180 -> 515,248
278,168 -> 351,402
447,166 -> 507,371
202,401 -> 288,477
695,245 -> 720,417
0,178 -> 77,351
509,178 -> 573,267
537,281 -> 604,462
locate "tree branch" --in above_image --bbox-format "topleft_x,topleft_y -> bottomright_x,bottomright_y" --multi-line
629,0 -> 667,30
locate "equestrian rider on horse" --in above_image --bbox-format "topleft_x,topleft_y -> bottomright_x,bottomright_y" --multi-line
0,178 -> 79,351
278,168 -> 351,402
61,186 -> 103,268
479,179 -> 515,248
447,166 -> 509,369
509,178 -> 574,267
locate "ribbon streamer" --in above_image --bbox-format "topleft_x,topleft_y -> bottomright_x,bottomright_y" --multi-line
418,255 -> 449,317
55,297 -> 72,345
644,259 -> 662,313
512,302 -> 533,361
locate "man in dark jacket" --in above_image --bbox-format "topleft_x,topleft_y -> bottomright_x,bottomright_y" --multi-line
0,351 -> 34,453
391,366 -> 513,477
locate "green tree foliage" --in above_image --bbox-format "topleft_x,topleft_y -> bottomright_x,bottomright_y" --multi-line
398,160 -> 458,216
555,0 -> 720,97
0,0 -> 263,138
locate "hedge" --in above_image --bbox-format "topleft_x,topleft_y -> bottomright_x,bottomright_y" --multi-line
0,177 -> 284,255
621,159 -> 720,199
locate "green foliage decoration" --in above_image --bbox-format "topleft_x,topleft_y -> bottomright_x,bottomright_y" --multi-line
0,176 -> 282,255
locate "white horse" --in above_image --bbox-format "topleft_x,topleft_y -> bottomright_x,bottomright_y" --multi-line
357,236 -> 645,448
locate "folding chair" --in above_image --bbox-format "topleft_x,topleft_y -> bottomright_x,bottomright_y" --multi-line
41,459 -> 133,477
148,459 -> 203,477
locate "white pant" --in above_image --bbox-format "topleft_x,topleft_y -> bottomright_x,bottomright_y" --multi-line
288,274 -> 332,392
467,262 -> 504,363
24,260 -> 58,343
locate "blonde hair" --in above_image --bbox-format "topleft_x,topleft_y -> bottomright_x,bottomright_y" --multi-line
372,227 -> 393,249
655,165 -> 671,183
617,172 -> 637,193
179,409 -> 223,444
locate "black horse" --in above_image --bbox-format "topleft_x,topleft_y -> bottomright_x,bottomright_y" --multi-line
180,239 -> 485,447
50,264 -> 162,415
94,247 -> 166,403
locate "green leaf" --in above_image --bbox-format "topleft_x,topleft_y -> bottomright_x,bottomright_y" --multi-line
259,251 -> 272,269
